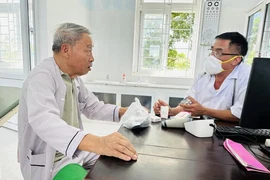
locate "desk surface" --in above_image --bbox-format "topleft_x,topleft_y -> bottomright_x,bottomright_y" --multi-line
88,122 -> 270,180
0,86 -> 21,119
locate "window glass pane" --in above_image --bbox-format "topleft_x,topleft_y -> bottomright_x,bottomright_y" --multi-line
246,10 -> 261,64
142,28 -> 163,38
142,38 -> 163,48
135,0 -> 197,77
0,1 -> 23,75
28,0 -> 35,69
141,57 -> 161,69
143,18 -> 163,29
167,12 -> 194,71
142,14 -> 164,38
142,44 -> 161,57
141,13 -> 165,68
141,43 -> 162,68
260,4 -> 270,58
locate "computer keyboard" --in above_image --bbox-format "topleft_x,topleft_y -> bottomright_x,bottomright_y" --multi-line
216,126 -> 270,138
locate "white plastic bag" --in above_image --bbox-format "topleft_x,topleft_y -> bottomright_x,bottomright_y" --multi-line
122,98 -> 151,129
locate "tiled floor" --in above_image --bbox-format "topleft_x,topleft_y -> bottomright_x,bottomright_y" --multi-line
0,127 -> 22,180
0,115 -> 122,180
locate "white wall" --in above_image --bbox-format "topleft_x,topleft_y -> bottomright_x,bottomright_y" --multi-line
0,79 -> 23,88
219,0 -> 261,33
84,1 -> 135,84
34,0 -> 49,62
36,0 -> 261,86
46,0 -> 93,58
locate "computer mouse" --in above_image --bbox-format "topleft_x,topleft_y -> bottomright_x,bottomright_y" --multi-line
184,119 -> 215,138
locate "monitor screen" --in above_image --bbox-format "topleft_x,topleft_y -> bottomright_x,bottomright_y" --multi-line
240,57 -> 270,129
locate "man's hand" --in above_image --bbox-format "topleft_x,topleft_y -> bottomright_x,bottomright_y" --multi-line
79,132 -> 138,161
179,96 -> 206,116
153,99 -> 169,115
98,132 -> 138,161
119,107 -> 128,117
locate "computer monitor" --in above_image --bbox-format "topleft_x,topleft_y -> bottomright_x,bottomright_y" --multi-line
240,57 -> 270,129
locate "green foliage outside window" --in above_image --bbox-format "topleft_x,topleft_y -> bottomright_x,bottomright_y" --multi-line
167,12 -> 194,70
246,13 -> 260,65
141,12 -> 194,71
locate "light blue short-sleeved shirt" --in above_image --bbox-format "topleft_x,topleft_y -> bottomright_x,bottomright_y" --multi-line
186,62 -> 251,119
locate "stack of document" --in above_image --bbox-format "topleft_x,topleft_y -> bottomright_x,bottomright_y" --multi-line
224,138 -> 270,173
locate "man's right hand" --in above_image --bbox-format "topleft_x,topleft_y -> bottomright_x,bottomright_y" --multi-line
98,132 -> 138,161
79,132 -> 138,161
153,99 -> 169,115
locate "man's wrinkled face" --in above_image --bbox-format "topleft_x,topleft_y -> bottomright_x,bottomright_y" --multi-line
67,33 -> 94,77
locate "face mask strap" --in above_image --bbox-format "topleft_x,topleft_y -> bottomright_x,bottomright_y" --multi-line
221,55 -> 242,64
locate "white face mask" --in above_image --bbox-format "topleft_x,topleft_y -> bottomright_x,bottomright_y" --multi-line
204,55 -> 238,75
204,55 -> 223,75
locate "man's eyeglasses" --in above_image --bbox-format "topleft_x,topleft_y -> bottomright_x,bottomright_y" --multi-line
208,48 -> 239,58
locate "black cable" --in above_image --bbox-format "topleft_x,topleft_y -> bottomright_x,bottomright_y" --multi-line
212,125 -> 257,146
214,125 -> 259,143
247,144 -> 270,163
212,124 -> 270,163
234,127 -> 270,162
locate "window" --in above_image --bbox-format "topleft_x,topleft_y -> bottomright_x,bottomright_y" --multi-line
245,1 -> 270,63
133,0 -> 200,78
260,3 -> 270,58
28,0 -> 36,69
0,0 -> 32,79
246,8 -> 261,64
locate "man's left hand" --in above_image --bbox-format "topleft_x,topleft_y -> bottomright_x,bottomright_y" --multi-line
179,96 -> 205,116
119,107 -> 128,117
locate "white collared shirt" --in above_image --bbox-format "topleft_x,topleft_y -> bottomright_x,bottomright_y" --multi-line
186,62 -> 251,118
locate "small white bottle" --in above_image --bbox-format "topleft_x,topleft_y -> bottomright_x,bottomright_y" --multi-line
160,106 -> 169,119
122,73 -> 126,83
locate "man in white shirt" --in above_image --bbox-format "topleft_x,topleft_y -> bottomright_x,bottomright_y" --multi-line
18,23 -> 137,180
153,32 -> 250,122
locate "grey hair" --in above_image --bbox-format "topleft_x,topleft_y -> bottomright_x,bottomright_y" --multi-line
52,23 -> 91,53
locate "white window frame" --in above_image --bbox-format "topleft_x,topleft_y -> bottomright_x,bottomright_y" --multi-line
28,0 -> 38,70
132,0 -> 201,78
0,0 -> 32,80
259,0 -> 270,57
243,0 -> 270,60
244,1 -> 264,60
